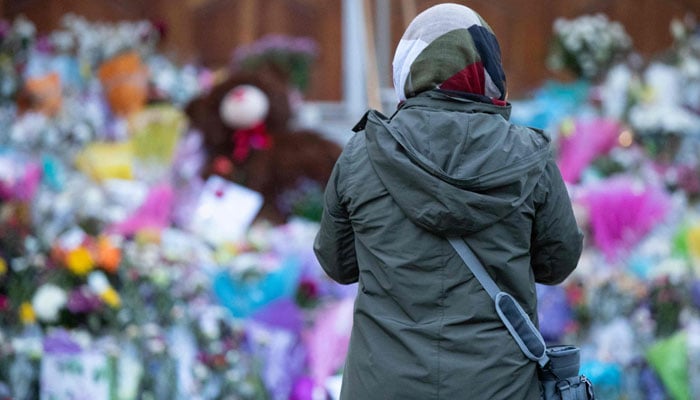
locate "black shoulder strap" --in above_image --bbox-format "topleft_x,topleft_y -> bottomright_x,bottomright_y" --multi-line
447,237 -> 500,299
448,236 -> 550,367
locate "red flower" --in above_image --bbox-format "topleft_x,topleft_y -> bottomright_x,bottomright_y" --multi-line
298,278 -> 319,299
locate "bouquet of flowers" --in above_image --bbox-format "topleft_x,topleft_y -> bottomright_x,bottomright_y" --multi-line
232,34 -> 318,93
623,16 -> 700,166
0,16 -> 36,104
547,13 -> 632,80
669,14 -> 700,114
54,14 -> 160,70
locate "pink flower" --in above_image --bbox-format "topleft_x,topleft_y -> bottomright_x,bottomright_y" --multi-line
557,118 -> 621,184
578,176 -> 671,261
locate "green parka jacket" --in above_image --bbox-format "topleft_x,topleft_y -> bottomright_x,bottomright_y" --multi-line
314,90 -> 583,400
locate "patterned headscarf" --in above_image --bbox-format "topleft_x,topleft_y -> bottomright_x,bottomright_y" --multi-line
392,3 -> 507,105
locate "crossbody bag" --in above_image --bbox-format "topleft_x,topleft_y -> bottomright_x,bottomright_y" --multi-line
447,237 -> 595,400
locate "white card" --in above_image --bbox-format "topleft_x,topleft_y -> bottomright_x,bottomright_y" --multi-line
40,351 -> 111,400
189,175 -> 263,246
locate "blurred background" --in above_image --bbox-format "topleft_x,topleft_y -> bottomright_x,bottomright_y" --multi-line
1,1 -> 700,399
5,0 -> 700,121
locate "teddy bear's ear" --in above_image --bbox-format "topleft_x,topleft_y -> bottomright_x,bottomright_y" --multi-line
185,90 -> 228,149
184,94 -> 206,129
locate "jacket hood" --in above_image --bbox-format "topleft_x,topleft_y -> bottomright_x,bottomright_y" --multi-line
362,90 -> 551,236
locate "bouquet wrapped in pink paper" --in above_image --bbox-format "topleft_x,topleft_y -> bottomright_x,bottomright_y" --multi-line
0,149 -> 41,201
556,117 -> 622,184
577,176 -> 672,261
107,183 -> 174,236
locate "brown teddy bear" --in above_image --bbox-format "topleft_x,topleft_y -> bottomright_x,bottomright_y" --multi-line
185,68 -> 342,224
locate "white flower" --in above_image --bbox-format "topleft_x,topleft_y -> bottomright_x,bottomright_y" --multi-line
11,335 -> 43,357
199,307 -> 225,340
88,271 -> 110,294
550,13 -> 631,78
32,284 -> 68,322
230,253 -> 263,274
670,19 -> 686,41
681,58 -> 700,79
13,15 -> 36,38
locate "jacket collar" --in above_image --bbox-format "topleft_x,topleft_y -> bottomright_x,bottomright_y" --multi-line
398,89 -> 512,121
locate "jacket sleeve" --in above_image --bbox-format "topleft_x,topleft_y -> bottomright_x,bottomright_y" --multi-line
313,153 -> 359,284
530,158 -> 584,285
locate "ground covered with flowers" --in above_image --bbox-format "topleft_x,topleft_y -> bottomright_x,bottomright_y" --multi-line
518,13 -> 700,400
1,11 -> 700,400
0,15 -> 350,400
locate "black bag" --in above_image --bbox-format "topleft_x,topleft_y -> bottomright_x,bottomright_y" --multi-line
538,345 -> 595,400
447,237 -> 595,400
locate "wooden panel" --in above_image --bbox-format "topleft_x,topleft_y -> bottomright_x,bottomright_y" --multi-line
4,0 -> 700,101
390,0 -> 700,97
184,0 -> 343,100
4,0 -> 146,30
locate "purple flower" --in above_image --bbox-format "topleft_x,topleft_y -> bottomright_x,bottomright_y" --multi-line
251,298 -> 304,333
0,20 -> 10,40
639,364 -> 667,399
35,35 -> 54,53
246,323 -> 306,400
66,287 -> 102,314
675,164 -> 700,196
231,34 -> 318,69
537,284 -> 572,343
290,376 -> 327,400
43,329 -> 82,355
691,279 -> 700,309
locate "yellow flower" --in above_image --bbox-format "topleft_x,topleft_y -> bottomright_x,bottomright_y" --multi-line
88,271 -> 121,308
560,118 -> 576,138
214,243 -> 239,264
688,226 -> 700,259
19,302 -> 36,324
135,229 -> 161,245
100,288 -> 121,308
65,246 -> 94,276
0,257 -> 7,277
639,85 -> 656,104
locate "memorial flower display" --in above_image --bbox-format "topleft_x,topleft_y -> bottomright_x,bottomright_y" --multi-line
1,11 -> 700,400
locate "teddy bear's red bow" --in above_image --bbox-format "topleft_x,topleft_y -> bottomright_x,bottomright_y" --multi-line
231,122 -> 273,164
